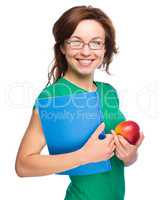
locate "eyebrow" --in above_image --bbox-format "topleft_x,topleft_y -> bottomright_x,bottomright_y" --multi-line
70,36 -> 104,40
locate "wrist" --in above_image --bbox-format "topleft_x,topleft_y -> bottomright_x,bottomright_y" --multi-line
77,148 -> 89,165
124,152 -> 138,166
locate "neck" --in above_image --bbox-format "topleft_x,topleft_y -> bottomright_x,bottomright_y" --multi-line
64,70 -> 96,92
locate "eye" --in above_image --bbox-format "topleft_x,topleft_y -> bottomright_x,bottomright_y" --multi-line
70,40 -> 82,46
91,41 -> 102,46
90,41 -> 104,49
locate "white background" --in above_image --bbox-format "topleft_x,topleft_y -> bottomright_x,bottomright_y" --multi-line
0,0 -> 161,199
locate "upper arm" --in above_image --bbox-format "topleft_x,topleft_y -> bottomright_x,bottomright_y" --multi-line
16,109 -> 46,162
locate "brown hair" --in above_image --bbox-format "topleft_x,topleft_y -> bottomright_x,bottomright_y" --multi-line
46,5 -> 119,86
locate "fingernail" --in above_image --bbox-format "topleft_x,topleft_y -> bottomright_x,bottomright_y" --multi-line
111,130 -> 115,134
102,122 -> 105,126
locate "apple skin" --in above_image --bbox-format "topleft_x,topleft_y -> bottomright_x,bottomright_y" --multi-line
115,120 -> 140,145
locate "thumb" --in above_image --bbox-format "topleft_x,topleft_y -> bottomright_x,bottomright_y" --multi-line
90,122 -> 105,141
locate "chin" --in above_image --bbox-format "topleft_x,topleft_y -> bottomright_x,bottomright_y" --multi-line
69,64 -> 94,75
77,66 -> 96,75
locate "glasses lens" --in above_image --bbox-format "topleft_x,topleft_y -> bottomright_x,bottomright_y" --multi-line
70,40 -> 82,49
90,41 -> 104,50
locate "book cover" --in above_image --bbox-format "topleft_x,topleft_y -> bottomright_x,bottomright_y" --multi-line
35,91 -> 111,176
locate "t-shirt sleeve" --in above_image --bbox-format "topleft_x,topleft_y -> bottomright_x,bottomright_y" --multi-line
32,85 -> 49,111
114,89 -> 126,121
32,91 -> 42,111
32,100 -> 37,111
104,83 -> 126,123
32,83 -> 56,111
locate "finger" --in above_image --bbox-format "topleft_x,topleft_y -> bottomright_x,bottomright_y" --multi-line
105,134 -> 114,144
114,135 -> 127,156
114,134 -> 120,147
109,152 -> 115,158
115,146 -> 127,157
111,129 -> 116,136
111,129 -> 119,144
118,135 -> 133,150
105,152 -> 114,160
108,139 -> 115,151
115,149 -> 124,160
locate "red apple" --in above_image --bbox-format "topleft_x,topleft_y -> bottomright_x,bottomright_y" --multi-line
115,120 -> 140,145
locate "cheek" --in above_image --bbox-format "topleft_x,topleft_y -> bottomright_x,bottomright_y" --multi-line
96,52 -> 105,61
65,49 -> 78,59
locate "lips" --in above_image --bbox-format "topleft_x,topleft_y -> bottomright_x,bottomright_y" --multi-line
76,59 -> 94,66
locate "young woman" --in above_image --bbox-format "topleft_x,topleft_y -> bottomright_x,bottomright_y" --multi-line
15,5 -> 144,200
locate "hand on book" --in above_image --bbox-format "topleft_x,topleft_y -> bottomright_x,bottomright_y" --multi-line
80,122 -> 115,164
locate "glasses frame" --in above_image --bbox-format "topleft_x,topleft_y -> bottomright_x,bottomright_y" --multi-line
65,39 -> 105,50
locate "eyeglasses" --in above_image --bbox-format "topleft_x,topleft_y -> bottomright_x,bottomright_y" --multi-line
65,39 -> 105,50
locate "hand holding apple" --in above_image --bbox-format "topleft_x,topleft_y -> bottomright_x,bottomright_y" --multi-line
114,120 -> 140,145
112,120 -> 144,166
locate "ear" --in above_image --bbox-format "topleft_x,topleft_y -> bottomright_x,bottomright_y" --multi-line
60,44 -> 65,55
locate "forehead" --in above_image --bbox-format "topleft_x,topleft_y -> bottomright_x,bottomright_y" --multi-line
71,19 -> 105,40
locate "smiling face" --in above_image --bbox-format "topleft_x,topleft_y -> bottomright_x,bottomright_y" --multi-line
61,20 -> 106,77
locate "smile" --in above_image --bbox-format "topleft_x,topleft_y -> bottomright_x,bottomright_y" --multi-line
76,59 -> 95,66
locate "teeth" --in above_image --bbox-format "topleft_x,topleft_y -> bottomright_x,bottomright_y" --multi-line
77,59 -> 93,65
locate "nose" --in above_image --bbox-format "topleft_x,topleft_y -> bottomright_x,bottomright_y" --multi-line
80,44 -> 91,56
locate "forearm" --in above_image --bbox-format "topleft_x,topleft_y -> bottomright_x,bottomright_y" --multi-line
16,149 -> 86,177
